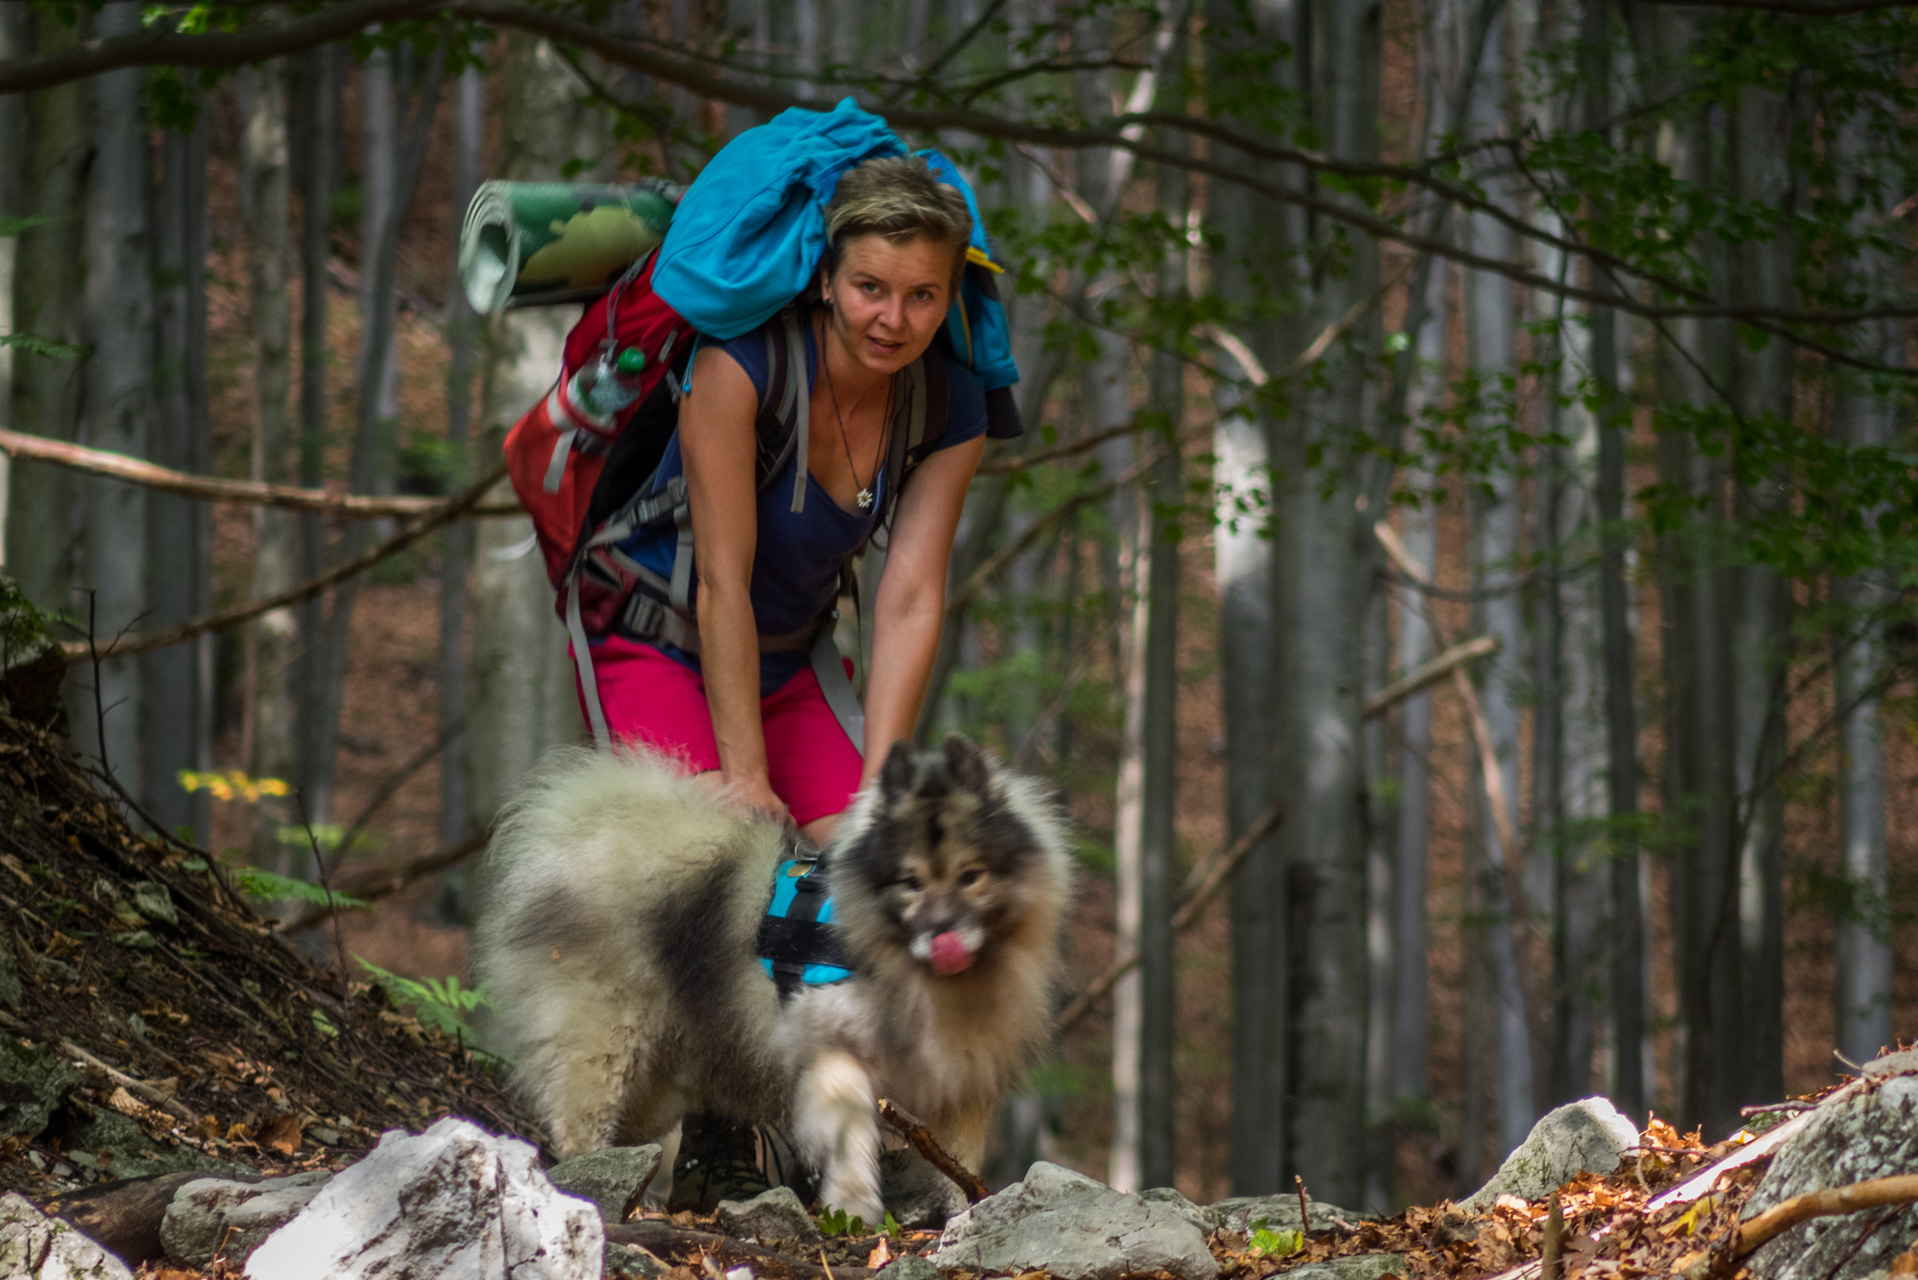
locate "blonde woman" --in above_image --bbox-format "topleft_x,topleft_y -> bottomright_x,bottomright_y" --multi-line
575,156 -> 989,844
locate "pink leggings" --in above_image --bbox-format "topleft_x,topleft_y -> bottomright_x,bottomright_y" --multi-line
572,634 -> 863,827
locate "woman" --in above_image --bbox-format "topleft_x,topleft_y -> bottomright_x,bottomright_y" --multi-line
578,155 -> 989,845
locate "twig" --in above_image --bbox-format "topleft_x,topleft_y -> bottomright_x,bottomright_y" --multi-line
1296,1175 -> 1310,1233
0,426 -> 519,519
60,459 -> 510,663
275,831 -> 488,934
1054,802 -> 1285,1035
293,790 -> 359,1039
85,592 -> 107,783
876,1097 -> 988,1203
1362,635 -> 1500,720
1539,1190 -> 1563,1280
1732,1174 -> 1918,1260
333,719 -> 463,861
1739,1101 -> 1815,1117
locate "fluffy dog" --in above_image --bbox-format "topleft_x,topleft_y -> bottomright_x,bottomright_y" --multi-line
472,735 -> 1073,1225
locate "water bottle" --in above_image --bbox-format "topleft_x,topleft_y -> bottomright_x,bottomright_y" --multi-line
569,344 -> 648,422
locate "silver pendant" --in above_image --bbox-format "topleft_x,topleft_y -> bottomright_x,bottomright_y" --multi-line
856,488 -> 874,512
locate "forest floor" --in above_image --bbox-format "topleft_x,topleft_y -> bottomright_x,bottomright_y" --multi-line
0,706 -> 535,1204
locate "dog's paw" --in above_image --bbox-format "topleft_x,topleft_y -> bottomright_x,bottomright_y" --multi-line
818,1170 -> 884,1233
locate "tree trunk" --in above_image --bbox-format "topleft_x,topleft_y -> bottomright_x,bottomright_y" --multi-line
1830,109 -> 1895,1071
1278,0 -> 1378,1208
1725,83 -> 1793,1121
143,114 -> 213,841
1203,0 -> 1303,1196
293,44 -> 335,806
464,33 -> 595,837
73,0 -> 154,787
1583,0 -> 1644,1124
435,64 -> 484,922
1461,1 -> 1537,1158
6,7 -> 88,619
239,58 -> 299,865
0,3 -> 22,547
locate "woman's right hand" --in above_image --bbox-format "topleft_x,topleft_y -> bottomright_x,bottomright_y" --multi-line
720,772 -> 793,828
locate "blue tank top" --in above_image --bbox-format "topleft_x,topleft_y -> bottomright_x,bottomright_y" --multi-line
607,313 -> 988,694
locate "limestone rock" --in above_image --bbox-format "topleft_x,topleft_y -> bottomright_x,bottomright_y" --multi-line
0,1041 -> 79,1139
1279,1257 -> 1406,1280
244,1117 -> 603,1280
715,1186 -> 820,1245
549,1146 -> 662,1226
1742,1069 -> 1918,1280
160,1171 -> 330,1267
881,1255 -> 941,1280
0,1191 -> 133,1279
603,1242 -> 669,1278
930,1162 -> 1217,1280
1462,1097 -> 1637,1210
1206,1195 -> 1367,1235
1138,1188 -> 1219,1236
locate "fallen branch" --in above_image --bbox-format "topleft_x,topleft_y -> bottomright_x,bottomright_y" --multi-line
1362,634 -> 1500,720
0,427 -> 519,519
877,1097 -> 988,1204
1733,1175 -> 1918,1259
276,832 -> 488,934
1054,801 -> 1286,1035
60,460 -> 510,663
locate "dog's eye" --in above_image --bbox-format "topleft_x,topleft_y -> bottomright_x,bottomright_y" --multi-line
898,874 -> 921,891
958,868 -> 983,888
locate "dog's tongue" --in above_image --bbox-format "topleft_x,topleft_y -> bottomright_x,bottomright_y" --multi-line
928,931 -> 976,975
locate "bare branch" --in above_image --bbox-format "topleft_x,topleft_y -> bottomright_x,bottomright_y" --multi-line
0,427 -> 518,518
59,460 -> 511,663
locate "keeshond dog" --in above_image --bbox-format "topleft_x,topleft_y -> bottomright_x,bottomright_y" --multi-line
472,735 -> 1073,1226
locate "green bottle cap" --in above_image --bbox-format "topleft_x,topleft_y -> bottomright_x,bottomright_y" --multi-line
615,347 -> 647,376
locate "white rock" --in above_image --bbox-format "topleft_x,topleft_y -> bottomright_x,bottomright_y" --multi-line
0,1192 -> 132,1280
931,1162 -> 1218,1280
244,1116 -> 604,1280
1463,1097 -> 1639,1209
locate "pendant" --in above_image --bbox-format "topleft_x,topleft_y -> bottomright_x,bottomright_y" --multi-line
856,488 -> 874,512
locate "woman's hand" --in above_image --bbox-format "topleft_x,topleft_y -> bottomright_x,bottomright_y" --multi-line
721,772 -> 794,827
859,432 -> 986,784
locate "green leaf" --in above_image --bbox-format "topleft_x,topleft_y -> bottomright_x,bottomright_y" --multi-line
0,333 -> 85,360
816,1207 -> 868,1237
233,867 -> 368,909
1247,1224 -> 1303,1257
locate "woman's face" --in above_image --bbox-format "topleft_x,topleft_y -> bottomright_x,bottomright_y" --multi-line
821,234 -> 955,377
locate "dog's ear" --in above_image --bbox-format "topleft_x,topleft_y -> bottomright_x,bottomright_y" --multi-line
880,741 -> 916,802
943,733 -> 993,797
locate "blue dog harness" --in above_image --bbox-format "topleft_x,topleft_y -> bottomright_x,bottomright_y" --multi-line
755,851 -> 854,997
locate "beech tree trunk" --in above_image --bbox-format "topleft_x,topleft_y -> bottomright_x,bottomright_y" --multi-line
0,3 -> 20,544
143,114 -> 213,840
73,0 -> 154,787
1204,0 -> 1301,1197
1831,109 -> 1896,1070
6,7 -> 88,621
239,59 -> 299,863
465,34 -> 593,836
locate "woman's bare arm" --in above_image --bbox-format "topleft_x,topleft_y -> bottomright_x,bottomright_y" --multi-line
859,434 -> 986,786
679,346 -> 790,823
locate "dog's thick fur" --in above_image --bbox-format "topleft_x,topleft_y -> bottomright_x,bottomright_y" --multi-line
472,735 -> 1073,1224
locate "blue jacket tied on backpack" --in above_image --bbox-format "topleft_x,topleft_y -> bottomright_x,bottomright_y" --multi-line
652,98 -> 1021,430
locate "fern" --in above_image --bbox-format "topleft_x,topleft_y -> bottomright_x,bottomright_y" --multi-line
232,866 -> 367,909
356,957 -> 493,1038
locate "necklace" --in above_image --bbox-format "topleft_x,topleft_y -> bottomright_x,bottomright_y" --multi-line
820,327 -> 892,513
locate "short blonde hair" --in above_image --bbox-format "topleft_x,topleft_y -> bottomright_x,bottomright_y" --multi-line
822,155 -> 972,290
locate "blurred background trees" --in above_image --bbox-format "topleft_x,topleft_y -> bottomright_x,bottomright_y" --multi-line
3,0 -> 1917,1212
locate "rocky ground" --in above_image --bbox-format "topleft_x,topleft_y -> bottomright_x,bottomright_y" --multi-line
0,653 -> 1914,1278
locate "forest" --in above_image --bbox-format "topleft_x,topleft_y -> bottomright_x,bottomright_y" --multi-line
0,0 -> 1912,1224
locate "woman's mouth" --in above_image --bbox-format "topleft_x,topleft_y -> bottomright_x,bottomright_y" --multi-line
866,335 -> 904,359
